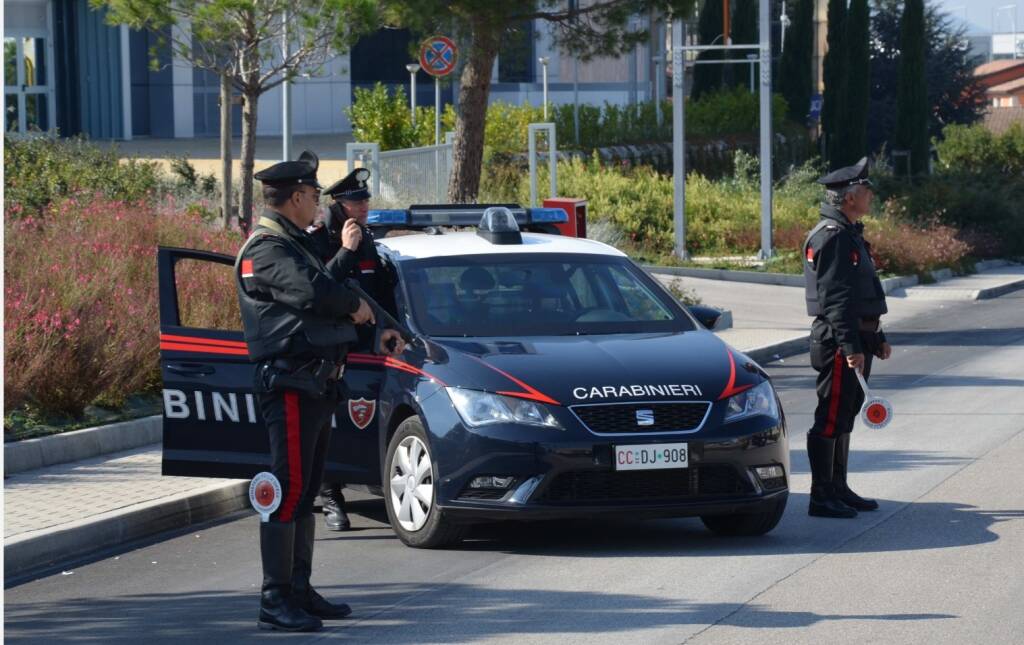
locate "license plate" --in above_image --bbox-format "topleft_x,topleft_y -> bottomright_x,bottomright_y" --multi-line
614,442 -> 689,471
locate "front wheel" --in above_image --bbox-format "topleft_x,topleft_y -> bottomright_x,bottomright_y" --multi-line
700,495 -> 788,537
383,416 -> 466,548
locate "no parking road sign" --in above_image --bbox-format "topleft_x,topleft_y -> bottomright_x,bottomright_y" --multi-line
420,36 -> 458,77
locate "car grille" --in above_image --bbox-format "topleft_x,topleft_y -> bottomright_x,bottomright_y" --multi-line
571,402 -> 711,434
536,464 -> 752,503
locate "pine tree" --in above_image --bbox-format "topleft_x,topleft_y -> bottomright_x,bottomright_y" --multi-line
835,0 -> 870,167
822,0 -> 847,168
778,0 -> 814,123
691,0 -> 725,101
895,0 -> 932,176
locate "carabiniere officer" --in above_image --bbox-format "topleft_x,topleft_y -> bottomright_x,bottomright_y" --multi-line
803,157 -> 893,520
235,150 -> 405,632
309,167 -> 398,533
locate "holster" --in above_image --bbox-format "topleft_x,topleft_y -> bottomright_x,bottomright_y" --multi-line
257,358 -> 344,399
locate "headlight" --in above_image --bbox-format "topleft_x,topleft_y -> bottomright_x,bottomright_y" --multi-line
724,380 -> 779,423
446,387 -> 563,430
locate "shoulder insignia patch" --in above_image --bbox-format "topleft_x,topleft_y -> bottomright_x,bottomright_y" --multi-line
241,259 -> 255,278
850,250 -> 860,266
806,247 -> 815,263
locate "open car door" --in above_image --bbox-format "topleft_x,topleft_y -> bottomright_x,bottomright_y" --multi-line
158,246 -> 386,484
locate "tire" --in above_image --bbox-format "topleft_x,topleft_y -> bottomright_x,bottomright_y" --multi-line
383,416 -> 466,548
700,495 -> 788,537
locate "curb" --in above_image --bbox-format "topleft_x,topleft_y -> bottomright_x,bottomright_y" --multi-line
742,334 -> 811,366
976,279 -> 1024,300
4,415 -> 162,476
645,264 -> 805,287
4,479 -> 250,584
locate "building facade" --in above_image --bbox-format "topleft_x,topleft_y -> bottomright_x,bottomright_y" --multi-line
5,1 -> 664,141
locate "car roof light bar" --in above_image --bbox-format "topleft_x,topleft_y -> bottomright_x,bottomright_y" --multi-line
366,204 -> 567,229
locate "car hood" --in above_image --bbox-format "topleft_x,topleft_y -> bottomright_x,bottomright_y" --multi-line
427,330 -> 765,407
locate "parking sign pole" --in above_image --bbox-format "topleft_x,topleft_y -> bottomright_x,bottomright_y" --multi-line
435,76 -> 441,145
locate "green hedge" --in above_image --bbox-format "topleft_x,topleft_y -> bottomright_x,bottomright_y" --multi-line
4,137 -> 162,217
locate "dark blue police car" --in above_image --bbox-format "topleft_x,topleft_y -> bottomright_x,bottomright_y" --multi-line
158,205 -> 789,548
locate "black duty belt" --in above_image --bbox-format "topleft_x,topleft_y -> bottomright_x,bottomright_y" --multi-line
271,358 -> 345,381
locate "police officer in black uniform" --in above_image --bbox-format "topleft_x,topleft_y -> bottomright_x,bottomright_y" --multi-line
309,168 -> 398,532
236,151 -> 405,631
803,157 -> 893,519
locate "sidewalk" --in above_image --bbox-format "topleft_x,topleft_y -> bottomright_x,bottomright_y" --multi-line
5,264 -> 1023,583
106,133 -> 355,180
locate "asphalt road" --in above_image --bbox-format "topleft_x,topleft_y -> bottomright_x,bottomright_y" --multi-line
5,290 -> 1024,644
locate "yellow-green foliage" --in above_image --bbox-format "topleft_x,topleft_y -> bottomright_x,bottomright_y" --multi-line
482,152 -> 822,255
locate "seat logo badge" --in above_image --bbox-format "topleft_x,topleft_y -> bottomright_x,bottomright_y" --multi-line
348,398 -> 377,430
636,409 -> 655,426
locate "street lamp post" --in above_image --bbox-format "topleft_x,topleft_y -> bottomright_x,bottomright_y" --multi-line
538,56 -> 550,120
406,63 -> 420,127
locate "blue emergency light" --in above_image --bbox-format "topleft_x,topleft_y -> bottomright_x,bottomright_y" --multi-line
367,204 -> 567,229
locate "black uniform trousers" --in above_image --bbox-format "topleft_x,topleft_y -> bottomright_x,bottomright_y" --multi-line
809,322 -> 882,438
259,388 -> 338,523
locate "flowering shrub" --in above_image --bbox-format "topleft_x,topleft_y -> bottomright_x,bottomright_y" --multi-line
4,194 -> 243,417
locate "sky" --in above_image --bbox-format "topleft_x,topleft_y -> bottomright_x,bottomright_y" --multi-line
931,0 -> 1021,35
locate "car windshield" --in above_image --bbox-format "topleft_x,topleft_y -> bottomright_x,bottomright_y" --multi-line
398,253 -> 697,337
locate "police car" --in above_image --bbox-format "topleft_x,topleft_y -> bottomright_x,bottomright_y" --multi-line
159,205 -> 789,548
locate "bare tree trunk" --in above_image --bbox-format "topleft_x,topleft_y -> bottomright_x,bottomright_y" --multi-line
219,73 -> 233,229
447,22 -> 500,203
239,85 -> 259,234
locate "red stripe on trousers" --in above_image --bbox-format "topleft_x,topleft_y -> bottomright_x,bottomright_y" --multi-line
823,351 -> 844,438
278,391 -> 302,522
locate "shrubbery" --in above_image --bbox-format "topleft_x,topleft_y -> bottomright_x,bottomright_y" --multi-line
874,123 -> 1024,255
481,150 -> 980,274
347,84 -> 790,156
4,136 -> 162,217
4,194 -> 243,420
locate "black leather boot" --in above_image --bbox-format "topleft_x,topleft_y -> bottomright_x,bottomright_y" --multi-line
320,484 -> 351,531
834,433 -> 878,511
258,521 -> 322,632
293,513 -> 352,620
807,435 -> 858,519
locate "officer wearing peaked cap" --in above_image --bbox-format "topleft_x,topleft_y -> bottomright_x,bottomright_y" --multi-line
803,157 -> 893,520
236,151 -> 405,631
308,167 -> 398,533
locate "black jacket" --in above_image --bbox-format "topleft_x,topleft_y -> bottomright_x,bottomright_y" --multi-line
309,220 -> 398,317
803,206 -> 888,356
235,210 -> 361,362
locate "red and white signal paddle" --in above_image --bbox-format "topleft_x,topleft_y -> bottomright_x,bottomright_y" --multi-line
249,472 -> 282,522
855,369 -> 893,430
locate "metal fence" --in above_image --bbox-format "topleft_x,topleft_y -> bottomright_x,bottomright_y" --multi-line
346,135 -> 454,208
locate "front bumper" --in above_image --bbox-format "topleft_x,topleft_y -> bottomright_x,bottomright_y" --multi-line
421,392 -> 789,523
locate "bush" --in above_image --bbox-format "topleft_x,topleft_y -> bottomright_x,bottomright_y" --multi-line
348,85 -> 791,158
4,195 -> 243,420
874,123 -> 1024,255
4,136 -> 162,217
935,122 -> 1024,175
347,82 -> 446,151
481,150 -> 983,275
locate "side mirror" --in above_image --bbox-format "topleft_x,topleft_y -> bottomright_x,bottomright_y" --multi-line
688,305 -> 723,330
